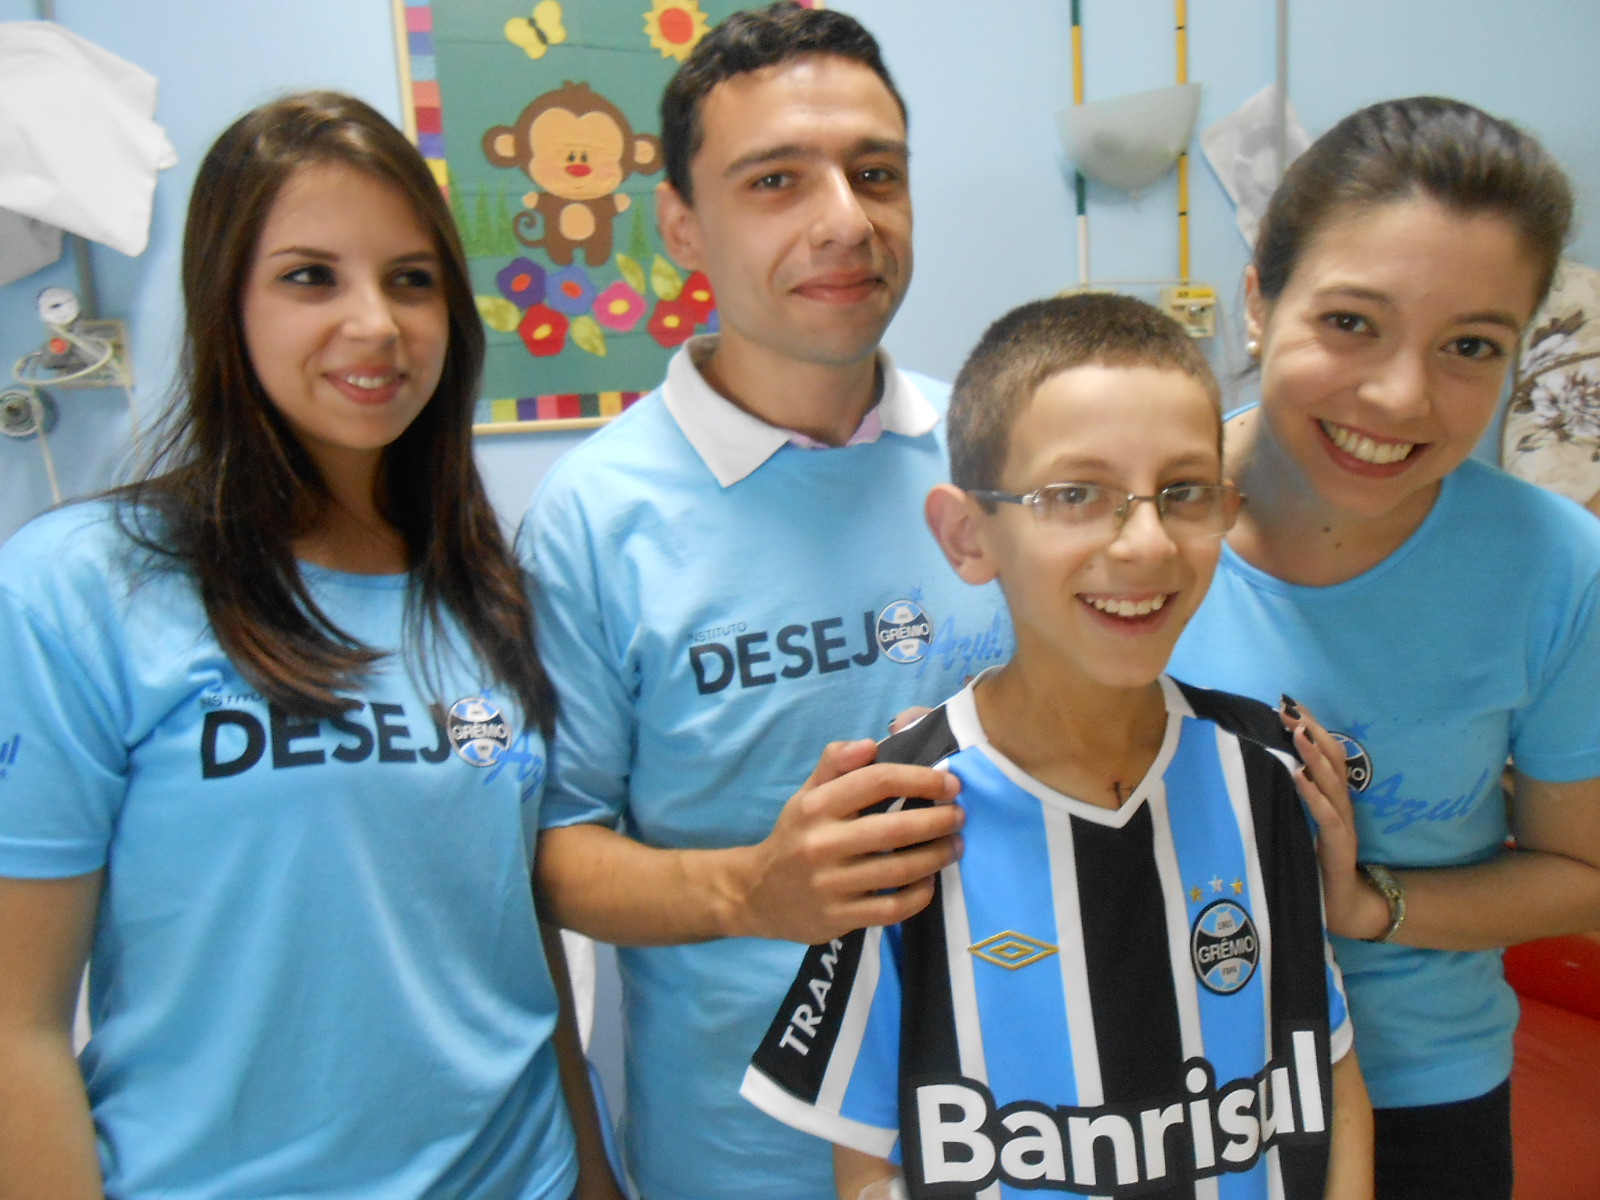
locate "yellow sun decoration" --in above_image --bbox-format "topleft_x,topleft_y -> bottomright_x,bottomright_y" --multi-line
644,0 -> 710,61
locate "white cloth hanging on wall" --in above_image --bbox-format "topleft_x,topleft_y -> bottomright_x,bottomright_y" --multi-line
1200,83 -> 1309,250
0,21 -> 177,265
0,205 -> 61,288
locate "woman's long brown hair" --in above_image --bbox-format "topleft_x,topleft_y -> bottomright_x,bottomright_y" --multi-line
119,91 -> 555,732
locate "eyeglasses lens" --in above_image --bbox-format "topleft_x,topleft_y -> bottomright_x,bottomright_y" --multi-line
1035,484 -> 1238,538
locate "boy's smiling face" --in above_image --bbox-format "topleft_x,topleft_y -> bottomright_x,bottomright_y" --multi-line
935,363 -> 1226,694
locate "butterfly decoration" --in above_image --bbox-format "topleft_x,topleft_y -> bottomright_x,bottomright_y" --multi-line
505,0 -> 568,60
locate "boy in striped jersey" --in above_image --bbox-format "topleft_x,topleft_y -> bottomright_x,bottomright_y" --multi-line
743,293 -> 1373,1199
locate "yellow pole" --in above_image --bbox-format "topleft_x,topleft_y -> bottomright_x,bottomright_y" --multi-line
1072,8 -> 1085,104
1175,0 -> 1190,281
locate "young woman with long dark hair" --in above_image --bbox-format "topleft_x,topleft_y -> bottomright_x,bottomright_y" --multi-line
0,92 -> 620,1200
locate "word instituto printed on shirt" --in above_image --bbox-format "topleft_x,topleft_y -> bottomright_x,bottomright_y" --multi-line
907,1032 -> 1328,1196
688,600 -> 1010,695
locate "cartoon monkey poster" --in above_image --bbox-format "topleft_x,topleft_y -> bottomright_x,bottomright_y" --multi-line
483,82 -> 663,267
400,0 -> 735,429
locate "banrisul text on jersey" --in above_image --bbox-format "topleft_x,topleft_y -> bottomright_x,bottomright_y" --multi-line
908,1033 -> 1326,1194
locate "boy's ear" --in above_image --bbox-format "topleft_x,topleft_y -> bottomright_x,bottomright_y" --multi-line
656,180 -> 701,269
925,484 -> 999,586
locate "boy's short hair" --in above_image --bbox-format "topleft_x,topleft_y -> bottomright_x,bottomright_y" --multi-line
660,1 -> 906,204
948,292 -> 1224,495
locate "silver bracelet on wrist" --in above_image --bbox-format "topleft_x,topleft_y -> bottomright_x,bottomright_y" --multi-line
1357,862 -> 1406,943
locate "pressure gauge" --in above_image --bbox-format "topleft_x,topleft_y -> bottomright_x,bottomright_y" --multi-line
37,286 -> 81,328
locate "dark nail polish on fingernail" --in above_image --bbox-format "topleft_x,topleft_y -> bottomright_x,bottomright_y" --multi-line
1280,693 -> 1302,720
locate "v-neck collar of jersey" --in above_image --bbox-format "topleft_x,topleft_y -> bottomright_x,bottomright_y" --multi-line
944,670 -> 1193,829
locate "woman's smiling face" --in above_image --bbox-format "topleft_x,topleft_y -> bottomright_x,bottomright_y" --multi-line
241,161 -> 449,487
1248,196 -> 1543,526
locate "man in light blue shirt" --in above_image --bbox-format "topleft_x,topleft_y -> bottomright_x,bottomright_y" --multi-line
519,6 -> 1012,1199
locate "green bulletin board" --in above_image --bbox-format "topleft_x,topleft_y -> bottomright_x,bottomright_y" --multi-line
394,0 -> 765,431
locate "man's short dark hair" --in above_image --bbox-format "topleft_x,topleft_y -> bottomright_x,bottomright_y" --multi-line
660,2 -> 906,204
949,293 -> 1224,496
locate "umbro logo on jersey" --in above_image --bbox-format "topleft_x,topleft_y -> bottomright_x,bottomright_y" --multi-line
969,931 -> 1058,970
1190,899 -> 1259,995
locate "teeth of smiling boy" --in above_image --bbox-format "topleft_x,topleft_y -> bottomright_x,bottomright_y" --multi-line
1087,594 -> 1169,618
1321,420 -> 1414,464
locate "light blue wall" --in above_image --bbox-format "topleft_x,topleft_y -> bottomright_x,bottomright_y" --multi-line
3,1 -> 1599,544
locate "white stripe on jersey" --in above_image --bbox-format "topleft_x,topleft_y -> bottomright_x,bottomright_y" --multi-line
1214,724 -> 1287,1200
942,832 -> 1001,1200
1148,777 -> 1207,1062
738,1064 -> 896,1158
1041,804 -> 1100,1108
819,925 -> 885,1117
1040,803 -> 1116,1200
1145,706 -> 1221,1200
941,860 -> 988,1083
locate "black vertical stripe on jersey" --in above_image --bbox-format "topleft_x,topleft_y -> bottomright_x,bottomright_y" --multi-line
1240,736 -> 1334,1196
750,927 -> 867,1105
877,703 -> 960,771
1073,803 -> 1194,1200
899,872 -> 979,1200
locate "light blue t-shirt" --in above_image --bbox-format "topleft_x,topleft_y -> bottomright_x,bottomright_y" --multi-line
522,358 -> 1013,1200
1169,458 -> 1600,1109
0,503 -> 576,1200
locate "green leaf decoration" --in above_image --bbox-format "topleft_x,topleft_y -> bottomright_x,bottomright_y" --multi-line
472,191 -> 494,260
475,295 -> 522,333
652,255 -> 684,301
491,188 -> 518,257
629,203 -> 651,261
447,170 -> 471,247
615,253 -> 647,296
570,315 -> 607,357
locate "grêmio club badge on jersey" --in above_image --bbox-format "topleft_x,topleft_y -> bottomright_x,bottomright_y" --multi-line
447,697 -> 512,767
1191,899 -> 1260,995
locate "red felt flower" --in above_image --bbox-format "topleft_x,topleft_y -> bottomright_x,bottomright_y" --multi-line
647,297 -> 696,348
678,271 -> 716,323
518,303 -> 569,357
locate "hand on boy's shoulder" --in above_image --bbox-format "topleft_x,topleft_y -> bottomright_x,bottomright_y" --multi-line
733,734 -> 965,944
1169,678 -> 1298,759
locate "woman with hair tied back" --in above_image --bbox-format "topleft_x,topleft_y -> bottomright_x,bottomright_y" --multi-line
1170,97 -> 1600,1199
0,92 -> 622,1200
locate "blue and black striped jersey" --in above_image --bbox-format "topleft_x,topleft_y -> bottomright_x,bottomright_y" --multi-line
743,676 -> 1351,1200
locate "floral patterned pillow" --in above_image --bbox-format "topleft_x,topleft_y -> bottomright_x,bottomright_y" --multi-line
1505,259 -> 1600,516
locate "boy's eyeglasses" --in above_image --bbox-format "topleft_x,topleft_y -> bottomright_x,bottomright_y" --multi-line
969,482 -> 1244,540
